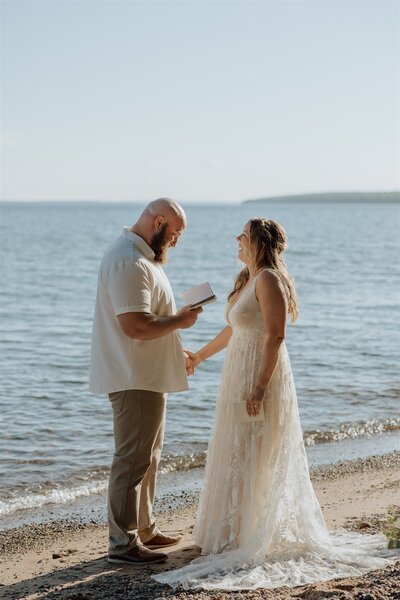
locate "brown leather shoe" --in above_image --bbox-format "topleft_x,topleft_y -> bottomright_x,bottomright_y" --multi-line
143,532 -> 183,549
108,544 -> 167,564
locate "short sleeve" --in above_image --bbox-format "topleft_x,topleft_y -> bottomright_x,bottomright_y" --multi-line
107,261 -> 152,316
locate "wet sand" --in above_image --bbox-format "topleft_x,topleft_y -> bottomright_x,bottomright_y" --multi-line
1,452 -> 399,599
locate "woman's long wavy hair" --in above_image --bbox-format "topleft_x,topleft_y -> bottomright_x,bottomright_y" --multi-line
228,218 -> 298,323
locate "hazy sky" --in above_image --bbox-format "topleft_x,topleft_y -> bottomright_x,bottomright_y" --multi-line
1,0 -> 399,202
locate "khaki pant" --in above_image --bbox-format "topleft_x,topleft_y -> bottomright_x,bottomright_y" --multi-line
108,389 -> 166,554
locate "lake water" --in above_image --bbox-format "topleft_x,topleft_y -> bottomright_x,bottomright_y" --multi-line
0,200 -> 399,524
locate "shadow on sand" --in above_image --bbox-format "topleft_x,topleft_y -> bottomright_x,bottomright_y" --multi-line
2,544 -> 203,600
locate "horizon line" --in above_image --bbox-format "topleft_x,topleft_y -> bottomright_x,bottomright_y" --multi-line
1,189 -> 399,204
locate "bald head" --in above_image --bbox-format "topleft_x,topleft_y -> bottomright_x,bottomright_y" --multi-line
131,197 -> 186,263
143,197 -> 187,227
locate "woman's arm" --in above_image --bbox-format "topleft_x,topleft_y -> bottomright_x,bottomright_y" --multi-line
185,325 -> 232,371
247,270 -> 287,416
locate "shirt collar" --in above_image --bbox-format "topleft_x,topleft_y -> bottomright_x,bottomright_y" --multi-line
122,227 -> 155,260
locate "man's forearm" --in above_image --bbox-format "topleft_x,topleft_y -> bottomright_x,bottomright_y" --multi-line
118,312 -> 183,340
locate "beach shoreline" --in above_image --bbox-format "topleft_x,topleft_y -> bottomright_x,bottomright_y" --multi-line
1,452 -> 399,599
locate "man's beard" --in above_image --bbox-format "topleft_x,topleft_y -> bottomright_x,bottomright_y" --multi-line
150,223 -> 169,263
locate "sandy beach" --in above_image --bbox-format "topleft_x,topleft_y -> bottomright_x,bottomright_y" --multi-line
1,452 -> 399,600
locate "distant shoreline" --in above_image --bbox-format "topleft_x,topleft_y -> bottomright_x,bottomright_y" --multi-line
1,191 -> 400,205
244,191 -> 400,204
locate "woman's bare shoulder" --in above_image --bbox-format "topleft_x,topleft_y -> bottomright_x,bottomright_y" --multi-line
256,268 -> 286,298
257,268 -> 281,286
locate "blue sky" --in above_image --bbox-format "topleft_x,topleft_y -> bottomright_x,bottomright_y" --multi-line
1,0 -> 399,202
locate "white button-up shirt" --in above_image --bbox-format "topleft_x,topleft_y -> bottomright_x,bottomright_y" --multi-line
89,228 -> 188,395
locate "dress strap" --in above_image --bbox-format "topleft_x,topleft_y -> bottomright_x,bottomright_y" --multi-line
255,267 -> 276,278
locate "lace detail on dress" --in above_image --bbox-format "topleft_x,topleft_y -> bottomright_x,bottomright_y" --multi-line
153,276 -> 397,590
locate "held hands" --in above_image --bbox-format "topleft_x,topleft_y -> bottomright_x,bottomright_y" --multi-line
183,349 -> 201,376
183,351 -> 194,376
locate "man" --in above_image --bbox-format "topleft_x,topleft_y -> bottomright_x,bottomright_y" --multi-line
89,198 -> 201,564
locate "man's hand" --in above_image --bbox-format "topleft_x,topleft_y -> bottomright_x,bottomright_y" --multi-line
176,306 -> 202,329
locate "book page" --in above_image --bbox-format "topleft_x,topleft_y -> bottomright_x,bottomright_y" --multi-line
181,282 -> 216,307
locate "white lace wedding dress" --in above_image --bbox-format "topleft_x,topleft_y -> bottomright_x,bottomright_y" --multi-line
154,275 -> 396,590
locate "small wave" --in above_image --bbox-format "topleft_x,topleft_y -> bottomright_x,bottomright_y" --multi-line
0,479 -> 108,516
159,451 -> 207,474
303,417 -> 400,446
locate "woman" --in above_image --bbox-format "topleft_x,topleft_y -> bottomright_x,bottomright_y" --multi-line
154,218 -> 394,590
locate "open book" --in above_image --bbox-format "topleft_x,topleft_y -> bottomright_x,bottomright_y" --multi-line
181,282 -> 217,309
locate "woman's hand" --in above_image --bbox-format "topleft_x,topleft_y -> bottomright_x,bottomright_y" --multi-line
246,386 -> 265,416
